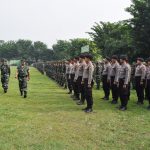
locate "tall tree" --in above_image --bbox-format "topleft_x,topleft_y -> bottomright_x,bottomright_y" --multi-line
88,21 -> 134,60
126,0 -> 150,58
52,40 -> 71,60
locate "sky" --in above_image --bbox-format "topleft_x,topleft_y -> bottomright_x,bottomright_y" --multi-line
0,0 -> 132,48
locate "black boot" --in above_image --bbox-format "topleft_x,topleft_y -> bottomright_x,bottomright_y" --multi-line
103,97 -> 109,101
24,91 -> 27,98
4,89 -> 7,93
20,90 -> 23,96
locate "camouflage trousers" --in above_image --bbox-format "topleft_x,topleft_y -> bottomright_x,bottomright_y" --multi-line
18,77 -> 28,92
95,76 -> 101,89
1,75 -> 9,90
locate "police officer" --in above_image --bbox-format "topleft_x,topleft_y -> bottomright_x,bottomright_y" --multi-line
145,57 -> 150,110
73,57 -> 80,100
118,55 -> 131,111
66,60 -> 73,94
101,57 -> 111,100
109,55 -> 120,104
0,58 -> 10,93
82,53 -> 94,113
75,54 -> 86,105
15,59 -> 30,98
135,58 -> 146,105
70,59 -> 76,98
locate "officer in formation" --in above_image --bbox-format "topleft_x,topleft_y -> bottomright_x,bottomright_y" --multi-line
34,53 -> 95,113
101,57 -> 111,100
0,58 -> 11,93
100,55 -> 150,110
74,55 -> 86,105
36,61 -> 67,88
101,55 -> 131,110
68,53 -> 94,112
15,59 -> 30,98
81,53 -> 94,112
146,58 -> 150,110
34,54 -> 150,111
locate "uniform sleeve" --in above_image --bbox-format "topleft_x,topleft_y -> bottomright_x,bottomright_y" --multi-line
88,65 -> 94,85
107,64 -> 111,80
124,66 -> 130,85
114,64 -> 120,83
141,66 -> 146,80
74,64 -> 79,80
82,63 -> 86,81
69,65 -> 72,79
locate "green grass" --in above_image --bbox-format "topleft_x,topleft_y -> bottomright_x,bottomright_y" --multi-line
0,67 -> 150,150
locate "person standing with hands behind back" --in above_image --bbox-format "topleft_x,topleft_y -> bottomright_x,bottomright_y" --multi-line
15,59 -> 30,98
135,58 -> 146,105
82,53 -> 94,113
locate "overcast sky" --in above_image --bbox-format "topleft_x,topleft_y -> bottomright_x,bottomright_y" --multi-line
0,0 -> 132,48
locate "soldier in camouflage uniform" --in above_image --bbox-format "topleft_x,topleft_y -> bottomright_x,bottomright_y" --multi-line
15,59 -> 30,98
95,62 -> 102,90
0,58 -> 11,93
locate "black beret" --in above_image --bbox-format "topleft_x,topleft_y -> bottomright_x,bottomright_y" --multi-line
79,54 -> 85,59
137,57 -> 144,62
105,57 -> 111,61
111,55 -> 118,60
120,55 -> 128,61
85,53 -> 93,60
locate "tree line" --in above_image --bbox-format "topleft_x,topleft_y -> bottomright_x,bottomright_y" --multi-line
1,0 -> 150,62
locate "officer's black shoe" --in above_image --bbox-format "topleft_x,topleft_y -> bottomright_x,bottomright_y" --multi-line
77,101 -> 84,105
101,97 -> 105,100
104,97 -> 109,101
85,108 -> 93,113
120,107 -> 127,111
147,105 -> 150,110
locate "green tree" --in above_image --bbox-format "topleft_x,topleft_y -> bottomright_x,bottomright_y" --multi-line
126,0 -> 150,58
88,21 -> 134,60
52,40 -> 71,60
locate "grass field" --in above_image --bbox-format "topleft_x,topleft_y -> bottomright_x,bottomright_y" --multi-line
0,67 -> 150,150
